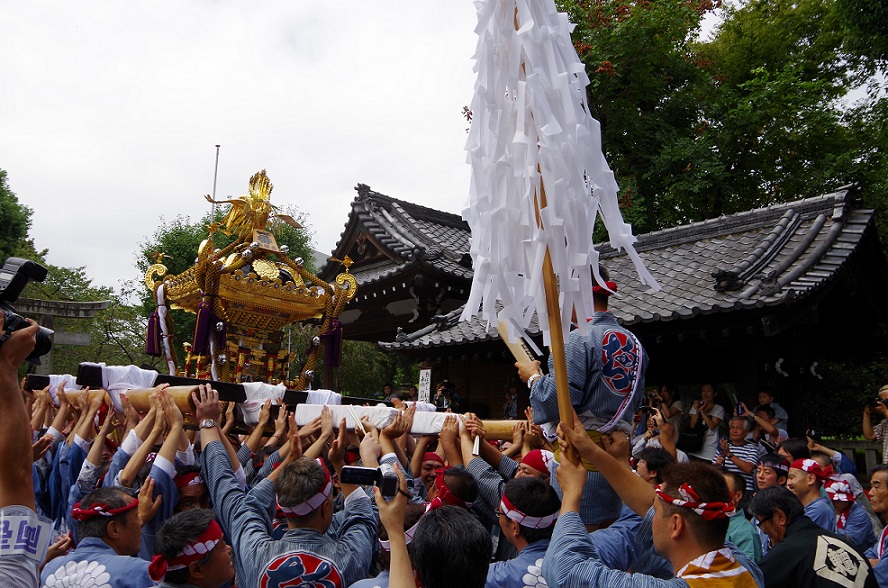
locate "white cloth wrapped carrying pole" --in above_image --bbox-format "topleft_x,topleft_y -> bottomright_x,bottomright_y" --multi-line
292,404 -> 519,441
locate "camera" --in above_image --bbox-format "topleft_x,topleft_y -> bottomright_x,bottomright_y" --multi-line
0,258 -> 53,364
639,406 -> 655,415
805,429 -> 822,442
864,398 -> 888,410
339,463 -> 399,497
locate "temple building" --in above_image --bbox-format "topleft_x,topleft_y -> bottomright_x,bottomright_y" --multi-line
321,183 -> 888,430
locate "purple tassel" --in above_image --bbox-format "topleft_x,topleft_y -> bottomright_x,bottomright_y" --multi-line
192,301 -> 212,356
145,311 -> 162,356
321,319 -> 343,367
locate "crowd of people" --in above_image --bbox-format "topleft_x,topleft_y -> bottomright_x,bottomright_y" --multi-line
2,273 -> 888,588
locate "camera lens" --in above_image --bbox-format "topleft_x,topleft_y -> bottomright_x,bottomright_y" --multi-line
1,309 -> 53,365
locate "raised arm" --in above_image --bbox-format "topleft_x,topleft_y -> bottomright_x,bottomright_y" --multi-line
262,402 -> 289,450
0,312 -> 40,509
302,405 -> 334,461
380,406 -> 414,469
438,415 -> 463,467
47,383 -> 71,443
119,388 -> 166,487
243,399 -> 272,453
560,420 -> 655,517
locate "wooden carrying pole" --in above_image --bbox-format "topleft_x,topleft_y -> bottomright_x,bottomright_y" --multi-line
122,386 -> 197,415
536,180 -> 577,464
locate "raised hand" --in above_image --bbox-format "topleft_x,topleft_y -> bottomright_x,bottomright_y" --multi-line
137,477 -> 162,526
32,435 -> 52,461
191,384 -> 222,423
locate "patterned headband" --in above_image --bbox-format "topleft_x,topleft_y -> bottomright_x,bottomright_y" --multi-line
520,449 -> 555,477
174,472 -> 204,489
148,519 -> 224,580
499,493 -> 558,529
655,483 -> 734,521
71,498 -> 139,521
790,458 -> 833,481
278,458 -> 332,517
825,479 -> 854,502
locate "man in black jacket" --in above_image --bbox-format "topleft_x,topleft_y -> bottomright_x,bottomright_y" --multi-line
750,486 -> 876,588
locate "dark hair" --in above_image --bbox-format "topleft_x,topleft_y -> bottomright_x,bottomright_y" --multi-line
443,466 -> 479,504
721,469 -> 747,500
154,509 -> 217,585
658,462 -> 730,549
592,265 -> 611,305
776,438 -> 810,461
502,477 -> 561,544
872,464 -> 888,477
377,503 -> 426,571
701,383 -> 718,396
76,487 -> 134,540
637,447 -> 676,483
412,506 -> 491,588
749,485 -> 804,523
758,453 -> 790,478
756,404 -> 776,419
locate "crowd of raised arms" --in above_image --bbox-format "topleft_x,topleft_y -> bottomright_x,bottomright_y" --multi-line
2,307 -> 888,588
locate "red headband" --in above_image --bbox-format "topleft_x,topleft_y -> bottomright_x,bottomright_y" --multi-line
499,493 -> 558,529
427,468 -> 473,511
174,472 -> 204,489
790,459 -> 833,481
520,450 -> 554,477
277,459 -> 332,517
592,281 -> 617,296
148,519 -> 223,581
71,498 -> 139,521
422,452 -> 445,467
655,483 -> 734,521
825,479 -> 854,502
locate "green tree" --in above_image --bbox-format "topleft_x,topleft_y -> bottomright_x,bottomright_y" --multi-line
835,0 -> 888,63
559,0 -> 888,237
560,0 -> 720,233
0,169 -> 33,263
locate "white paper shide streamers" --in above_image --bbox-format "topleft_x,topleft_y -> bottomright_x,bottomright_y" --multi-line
461,0 -> 659,347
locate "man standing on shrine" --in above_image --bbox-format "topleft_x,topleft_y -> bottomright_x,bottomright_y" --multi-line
516,265 -> 647,528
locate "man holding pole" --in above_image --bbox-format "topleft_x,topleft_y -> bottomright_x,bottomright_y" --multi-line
517,265 -> 647,528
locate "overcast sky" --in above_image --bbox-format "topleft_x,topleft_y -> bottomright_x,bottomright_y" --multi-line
1,1 -> 478,291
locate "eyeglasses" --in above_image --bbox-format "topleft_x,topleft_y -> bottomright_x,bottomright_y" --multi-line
495,508 -> 504,517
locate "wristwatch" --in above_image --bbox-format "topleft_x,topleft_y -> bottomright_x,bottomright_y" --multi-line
199,419 -> 218,429
527,373 -> 542,388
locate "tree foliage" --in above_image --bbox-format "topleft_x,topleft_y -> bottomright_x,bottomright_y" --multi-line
0,170 -> 33,263
559,0 -> 888,238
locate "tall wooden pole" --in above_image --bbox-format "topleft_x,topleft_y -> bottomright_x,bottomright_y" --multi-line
536,180 -> 576,463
